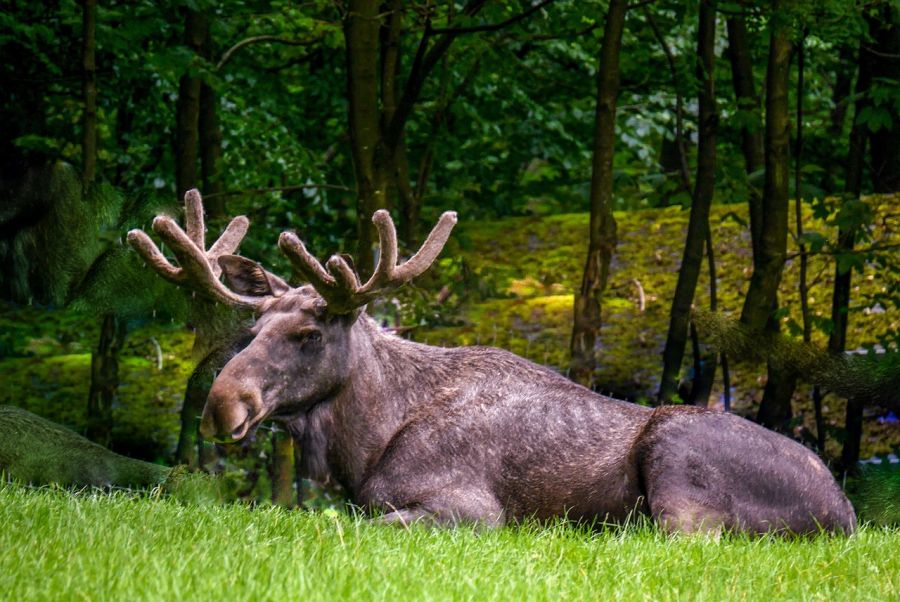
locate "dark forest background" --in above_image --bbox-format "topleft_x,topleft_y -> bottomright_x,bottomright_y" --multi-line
1,0 -> 897,505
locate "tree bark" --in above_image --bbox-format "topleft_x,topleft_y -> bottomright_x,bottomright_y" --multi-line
81,0 -> 97,188
271,430 -> 296,507
742,4 -> 793,430
569,0 -> 627,386
658,0 -> 718,404
174,10 -> 207,202
344,0 -> 384,276
726,14 -> 765,263
199,24 -> 224,218
837,40 -> 873,472
86,314 -> 126,447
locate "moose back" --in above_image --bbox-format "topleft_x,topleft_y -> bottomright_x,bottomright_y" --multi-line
128,190 -> 855,534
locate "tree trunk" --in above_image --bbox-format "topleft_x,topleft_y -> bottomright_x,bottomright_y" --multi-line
344,0 -> 384,276
837,42 -> 873,472
569,0 -> 627,386
174,10 -> 207,202
271,430 -> 296,507
174,353 -> 217,466
742,4 -> 793,430
81,0 -> 97,188
86,314 -> 126,447
794,32 -> 822,449
828,45 -> 855,138
199,24 -> 224,218
658,0 -> 718,404
726,14 -> 765,262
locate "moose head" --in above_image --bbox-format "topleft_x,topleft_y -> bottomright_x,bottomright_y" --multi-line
127,189 -> 456,442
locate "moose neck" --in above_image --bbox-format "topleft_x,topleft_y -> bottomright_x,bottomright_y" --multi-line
320,313 -> 448,493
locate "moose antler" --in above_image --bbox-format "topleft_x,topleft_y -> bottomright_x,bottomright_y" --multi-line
126,189 -> 267,310
278,209 -> 457,314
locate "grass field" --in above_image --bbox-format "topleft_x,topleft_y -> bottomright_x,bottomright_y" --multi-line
2,482 -> 897,601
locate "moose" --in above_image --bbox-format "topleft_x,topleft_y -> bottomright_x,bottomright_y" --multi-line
128,190 -> 856,534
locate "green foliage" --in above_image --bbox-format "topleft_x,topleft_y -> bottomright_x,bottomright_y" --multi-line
0,305 -> 194,461
849,462 -> 900,527
1,482 -> 898,600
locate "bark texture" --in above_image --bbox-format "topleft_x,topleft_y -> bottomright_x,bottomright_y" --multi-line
86,314 -> 126,446
658,0 -> 718,404
838,41 -> 873,471
726,14 -> 765,261
740,5 -> 793,430
81,0 -> 97,188
174,10 -> 207,201
271,431 -> 296,507
569,0 -> 627,386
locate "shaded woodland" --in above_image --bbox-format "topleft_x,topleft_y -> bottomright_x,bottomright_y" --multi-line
1,0 -> 898,505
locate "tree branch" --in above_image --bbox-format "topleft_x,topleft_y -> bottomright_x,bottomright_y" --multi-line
429,0 -> 556,35
203,183 -> 353,199
217,35 -> 321,70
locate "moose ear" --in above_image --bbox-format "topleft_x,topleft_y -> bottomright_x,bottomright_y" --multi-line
218,255 -> 290,297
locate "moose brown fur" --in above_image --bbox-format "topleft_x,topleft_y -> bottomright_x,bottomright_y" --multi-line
128,190 -> 856,534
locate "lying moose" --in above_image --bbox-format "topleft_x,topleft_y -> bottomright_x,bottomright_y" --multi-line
128,190 -> 855,534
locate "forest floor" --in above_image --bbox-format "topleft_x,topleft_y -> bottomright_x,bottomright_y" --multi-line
0,196 -> 897,465
1,482 -> 898,602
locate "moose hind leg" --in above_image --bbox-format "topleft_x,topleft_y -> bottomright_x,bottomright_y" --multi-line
637,407 -> 856,535
642,457 -> 732,535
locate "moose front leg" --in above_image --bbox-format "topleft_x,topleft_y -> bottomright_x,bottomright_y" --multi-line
362,482 -> 506,528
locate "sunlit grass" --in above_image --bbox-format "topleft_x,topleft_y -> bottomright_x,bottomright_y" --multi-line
2,482 -> 897,601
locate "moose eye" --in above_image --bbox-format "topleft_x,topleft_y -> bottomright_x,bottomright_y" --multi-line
290,330 -> 322,346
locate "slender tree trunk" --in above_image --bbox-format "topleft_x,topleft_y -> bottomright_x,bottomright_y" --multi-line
86,314 -> 126,446
81,0 -> 97,188
742,4 -> 793,430
81,0 -> 127,446
791,32 -> 823,451
174,350 -> 219,466
199,24 -> 224,218
658,0 -> 718,404
174,10 -> 207,202
569,0 -> 627,386
271,430 -> 296,507
828,45 -> 855,138
344,0 -> 383,276
726,14 -> 765,262
837,42 -> 873,472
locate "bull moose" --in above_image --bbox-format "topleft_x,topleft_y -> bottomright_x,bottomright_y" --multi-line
128,190 -> 856,534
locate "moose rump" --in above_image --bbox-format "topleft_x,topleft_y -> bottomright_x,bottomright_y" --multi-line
128,189 -> 856,535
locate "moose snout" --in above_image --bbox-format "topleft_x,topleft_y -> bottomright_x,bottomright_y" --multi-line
199,383 -> 264,441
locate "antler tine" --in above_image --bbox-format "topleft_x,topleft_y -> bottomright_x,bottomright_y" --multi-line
126,229 -> 182,284
278,232 -> 337,290
385,210 -> 457,284
207,216 -> 250,278
184,188 -> 206,250
127,189 -> 265,311
277,210 -> 457,314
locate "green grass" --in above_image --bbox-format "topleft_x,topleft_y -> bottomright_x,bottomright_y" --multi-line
2,483 -> 897,601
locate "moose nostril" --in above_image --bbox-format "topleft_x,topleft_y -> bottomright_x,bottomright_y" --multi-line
231,420 -> 250,441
